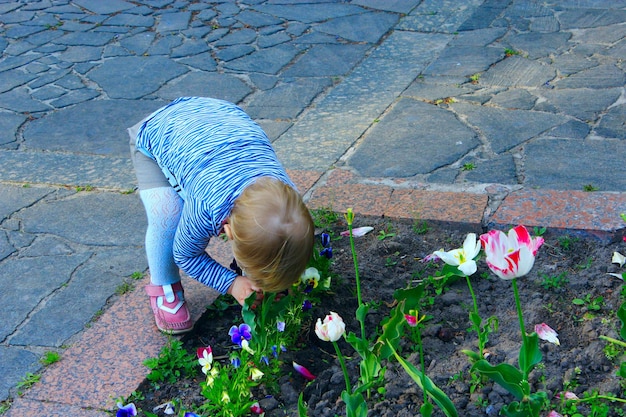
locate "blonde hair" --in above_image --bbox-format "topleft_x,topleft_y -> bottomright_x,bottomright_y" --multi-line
229,177 -> 314,292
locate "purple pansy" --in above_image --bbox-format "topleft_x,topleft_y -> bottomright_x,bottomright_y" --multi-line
229,323 -> 252,346
116,402 -> 137,417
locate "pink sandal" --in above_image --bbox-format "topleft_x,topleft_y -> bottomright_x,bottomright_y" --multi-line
145,282 -> 192,334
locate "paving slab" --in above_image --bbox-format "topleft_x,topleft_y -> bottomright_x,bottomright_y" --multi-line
1,1 -> 625,415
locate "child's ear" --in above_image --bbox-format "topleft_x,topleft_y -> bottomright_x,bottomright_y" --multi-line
223,223 -> 234,240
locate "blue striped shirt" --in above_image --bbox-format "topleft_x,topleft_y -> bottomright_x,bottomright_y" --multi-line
136,97 -> 295,293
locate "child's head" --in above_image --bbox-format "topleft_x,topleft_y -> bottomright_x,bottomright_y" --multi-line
228,177 -> 314,292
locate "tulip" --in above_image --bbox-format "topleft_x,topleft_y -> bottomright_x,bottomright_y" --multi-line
432,233 -> 481,276
340,226 -> 373,237
480,225 -> 544,280
535,323 -> 560,345
547,411 -> 563,417
315,311 -> 346,342
612,251 -> 626,267
293,361 -> 316,380
404,309 -> 425,328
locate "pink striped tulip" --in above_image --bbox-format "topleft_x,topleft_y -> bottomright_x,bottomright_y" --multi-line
480,225 -> 544,280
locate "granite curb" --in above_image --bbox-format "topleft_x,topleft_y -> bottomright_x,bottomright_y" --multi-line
4,172 -> 626,416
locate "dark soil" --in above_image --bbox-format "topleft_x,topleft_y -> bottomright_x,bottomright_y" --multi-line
134,216 -> 626,417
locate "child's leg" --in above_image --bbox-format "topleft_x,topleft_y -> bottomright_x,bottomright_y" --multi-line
139,186 -> 183,285
130,120 -> 192,333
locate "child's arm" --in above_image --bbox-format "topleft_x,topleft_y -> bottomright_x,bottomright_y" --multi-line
173,200 -> 238,294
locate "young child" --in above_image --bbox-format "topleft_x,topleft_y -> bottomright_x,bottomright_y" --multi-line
128,97 -> 314,334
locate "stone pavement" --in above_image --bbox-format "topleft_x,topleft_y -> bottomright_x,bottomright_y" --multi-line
1,0 -> 625,415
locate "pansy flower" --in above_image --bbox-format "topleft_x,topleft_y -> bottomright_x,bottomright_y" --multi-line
196,346 -> 213,374
250,402 -> 264,415
302,299 -> 312,311
229,323 -> 252,346
320,233 -> 333,258
116,402 -> 137,417
300,267 -> 320,293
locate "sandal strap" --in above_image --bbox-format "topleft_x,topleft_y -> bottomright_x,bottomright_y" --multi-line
145,282 -> 184,299
145,283 -> 186,313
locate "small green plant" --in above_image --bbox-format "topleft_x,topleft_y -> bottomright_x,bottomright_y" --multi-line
575,257 -> 593,270
469,73 -> 481,83
504,48 -> 521,56
143,338 -> 197,384
557,235 -> 578,250
115,280 -> 135,295
533,226 -> 547,236
16,373 -> 40,395
378,224 -> 396,240
583,184 -> 599,192
413,218 -> 430,235
572,294 -> 604,311
385,252 -> 400,267
0,400 -> 10,414
40,351 -> 60,366
461,162 -> 475,171
130,271 -> 144,280
311,207 -> 339,229
75,184 -> 95,192
540,271 -> 569,290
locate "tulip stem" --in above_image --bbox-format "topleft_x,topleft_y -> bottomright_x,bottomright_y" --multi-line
347,222 -> 366,339
464,276 -> 484,355
333,341 -> 351,394
599,335 -> 626,347
511,278 -> 529,376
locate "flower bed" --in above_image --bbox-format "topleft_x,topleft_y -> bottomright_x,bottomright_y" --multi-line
123,212 -> 626,417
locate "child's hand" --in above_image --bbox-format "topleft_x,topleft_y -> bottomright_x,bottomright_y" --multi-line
227,275 -> 263,307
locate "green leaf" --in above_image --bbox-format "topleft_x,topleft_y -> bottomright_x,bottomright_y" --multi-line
472,360 -> 525,399
420,402 -> 434,417
617,301 -> 626,341
519,333 -> 542,375
393,285 -> 424,311
461,349 -> 482,363
298,392 -> 309,417
388,343 -> 458,417
356,303 -> 370,324
373,300 -> 407,359
619,361 -> 626,378
341,390 -> 368,417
